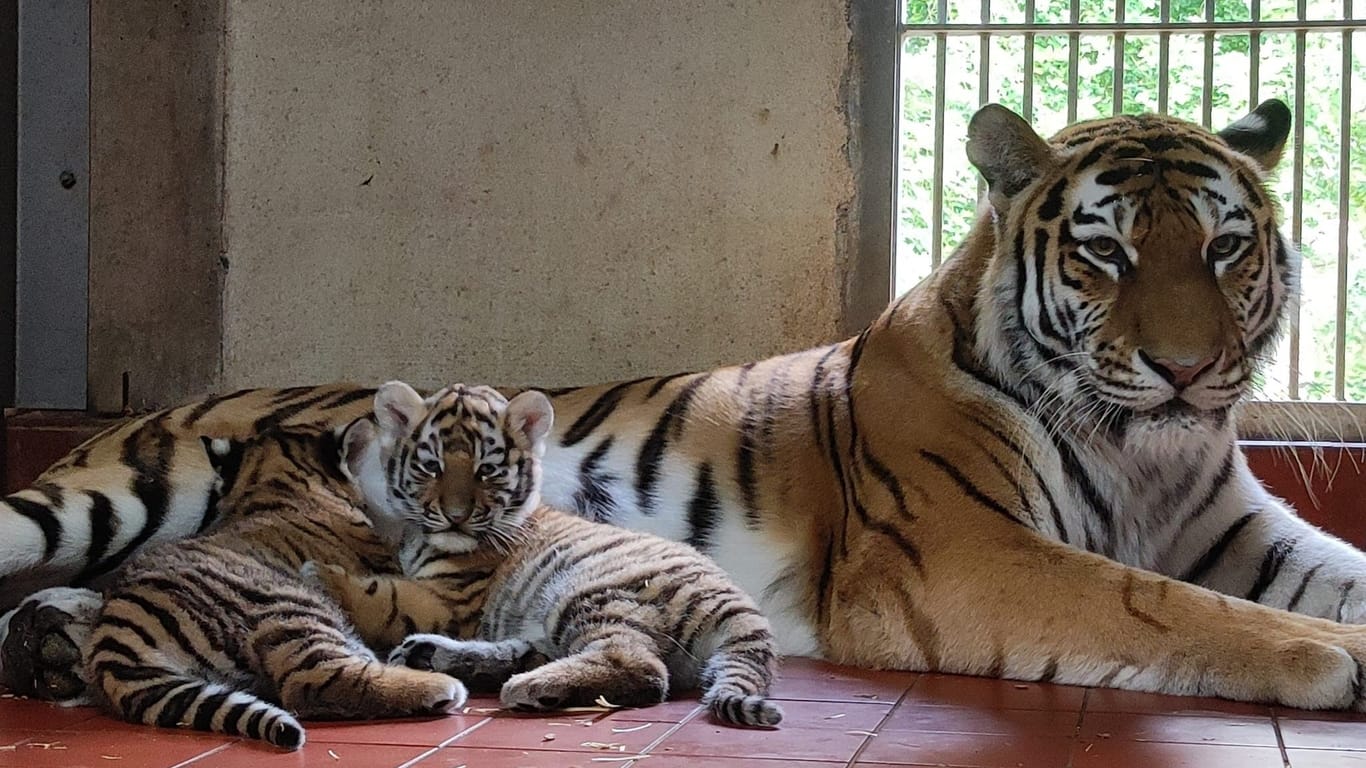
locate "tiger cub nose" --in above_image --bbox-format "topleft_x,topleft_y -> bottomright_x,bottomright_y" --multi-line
1139,350 -> 1220,389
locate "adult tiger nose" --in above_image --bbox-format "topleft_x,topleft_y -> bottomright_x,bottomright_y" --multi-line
1138,349 -> 1221,389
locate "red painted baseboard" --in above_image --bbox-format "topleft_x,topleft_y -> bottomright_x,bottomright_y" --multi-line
3,411 -> 122,493
1243,442 -> 1366,549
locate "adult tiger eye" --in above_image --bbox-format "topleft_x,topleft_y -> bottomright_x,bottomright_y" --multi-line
1085,236 -> 1121,258
1208,233 -> 1242,259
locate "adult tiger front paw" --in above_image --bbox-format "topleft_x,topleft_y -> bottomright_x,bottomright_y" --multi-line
1261,627 -> 1366,712
0,587 -> 102,703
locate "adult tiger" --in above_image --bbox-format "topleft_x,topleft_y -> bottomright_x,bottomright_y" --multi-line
6,101 -> 1366,710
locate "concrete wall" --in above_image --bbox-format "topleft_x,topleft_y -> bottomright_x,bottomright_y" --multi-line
217,0 -> 858,390
89,1 -> 224,411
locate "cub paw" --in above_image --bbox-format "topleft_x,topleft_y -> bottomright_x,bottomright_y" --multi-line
0,587 -> 102,703
389,634 -> 454,671
500,670 -> 573,712
412,671 -> 468,715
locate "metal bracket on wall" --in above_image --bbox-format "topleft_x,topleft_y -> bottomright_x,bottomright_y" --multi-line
15,0 -> 88,409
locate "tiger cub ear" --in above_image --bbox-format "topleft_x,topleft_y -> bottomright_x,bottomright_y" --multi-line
966,103 -> 1058,209
505,390 -> 554,450
374,381 -> 426,439
1217,98 -> 1292,173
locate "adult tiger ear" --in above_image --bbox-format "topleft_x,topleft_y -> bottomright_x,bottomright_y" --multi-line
1217,98 -> 1292,172
966,103 -> 1058,211
339,418 -> 378,482
199,435 -> 244,496
199,435 -> 241,473
374,381 -> 425,439
506,390 -> 554,450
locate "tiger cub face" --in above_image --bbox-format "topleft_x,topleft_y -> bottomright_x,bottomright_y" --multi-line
966,100 -> 1298,439
348,381 -> 553,553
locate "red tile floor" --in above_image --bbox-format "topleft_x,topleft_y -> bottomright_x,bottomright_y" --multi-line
4,657 -> 1366,767
1,437 -> 1362,766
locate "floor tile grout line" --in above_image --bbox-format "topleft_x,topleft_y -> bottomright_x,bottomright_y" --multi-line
608,705 -> 706,767
841,675 -> 919,767
394,717 -> 493,768
1061,687 -> 1091,768
1272,708 -> 1293,768
634,705 -> 703,754
165,740 -> 239,768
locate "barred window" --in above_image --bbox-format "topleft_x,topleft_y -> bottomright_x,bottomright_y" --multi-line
895,0 -> 1365,426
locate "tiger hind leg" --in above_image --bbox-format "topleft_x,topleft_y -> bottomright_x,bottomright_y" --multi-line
0,586 -> 101,703
499,636 -> 669,712
255,626 -> 467,720
389,635 -> 550,693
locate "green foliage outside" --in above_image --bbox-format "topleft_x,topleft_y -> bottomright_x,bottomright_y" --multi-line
896,0 -> 1365,401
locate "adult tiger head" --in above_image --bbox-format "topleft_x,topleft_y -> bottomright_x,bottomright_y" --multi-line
342,381 -> 553,553
964,99 -> 1297,440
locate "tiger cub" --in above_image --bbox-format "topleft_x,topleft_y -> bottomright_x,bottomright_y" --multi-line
307,381 -> 784,728
82,427 -> 467,750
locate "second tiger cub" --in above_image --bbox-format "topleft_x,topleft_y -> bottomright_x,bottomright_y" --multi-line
308,382 -> 784,727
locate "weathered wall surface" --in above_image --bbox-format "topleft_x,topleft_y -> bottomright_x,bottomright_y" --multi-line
88,1 -> 224,411
218,1 -> 856,390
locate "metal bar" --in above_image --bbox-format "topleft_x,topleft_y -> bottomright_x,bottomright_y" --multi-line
1202,0 -> 1214,126
0,2 -> 15,410
1159,0 -> 1171,111
1023,0 -> 1035,120
891,0 -> 908,295
979,0 -> 991,105
15,0 -> 89,409
979,0 -> 991,199
1114,0 -> 1126,113
897,18 -> 1366,33
1068,0 -> 1080,122
1239,401 -> 1366,442
931,0 -> 948,268
1289,1 -> 1308,399
1249,0 -> 1261,105
1335,12 -> 1352,400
